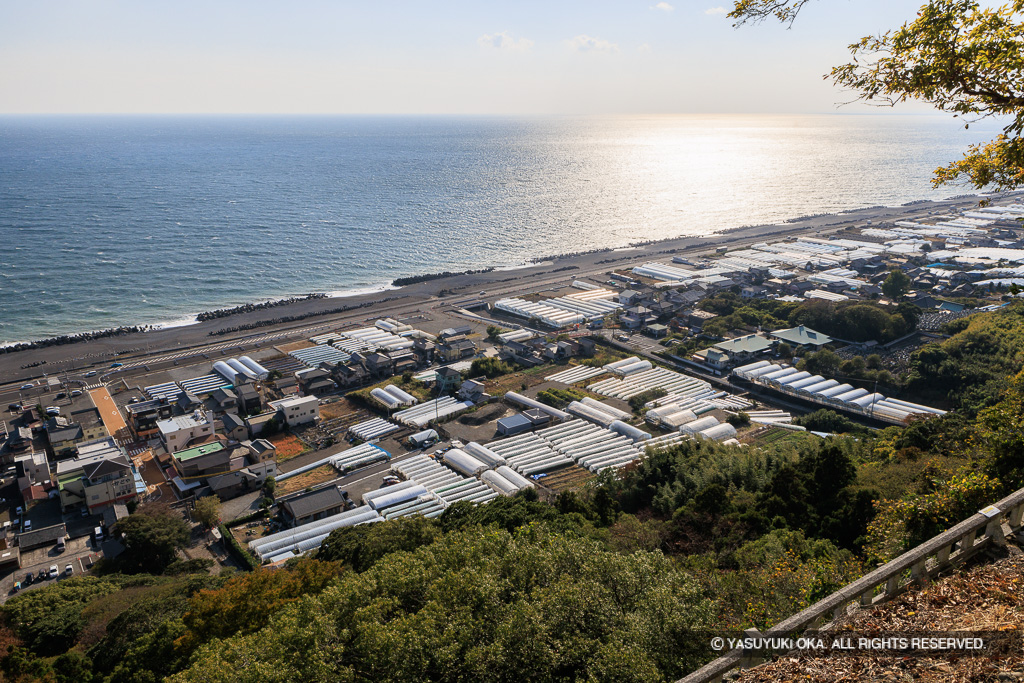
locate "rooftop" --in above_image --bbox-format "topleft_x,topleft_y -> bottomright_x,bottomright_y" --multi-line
769,325 -> 833,347
173,441 -> 227,463
282,486 -> 346,519
713,334 -> 774,355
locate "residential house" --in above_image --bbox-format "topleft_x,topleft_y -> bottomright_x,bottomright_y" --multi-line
740,285 -> 769,300
170,441 -> 232,481
235,384 -> 262,415
56,438 -> 136,513
438,339 -> 476,363
125,398 -> 175,441
295,368 -> 336,397
46,421 -> 84,457
210,387 -> 238,412
618,290 -> 643,306
220,412 -> 249,441
271,395 -> 319,427
156,410 -> 215,454
280,485 -> 348,527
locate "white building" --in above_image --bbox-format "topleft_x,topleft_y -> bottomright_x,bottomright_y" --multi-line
270,395 -> 319,427
156,410 -> 214,453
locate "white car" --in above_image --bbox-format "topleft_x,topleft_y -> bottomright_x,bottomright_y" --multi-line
20,384 -> 33,390
64,564 -> 73,576
83,371 -> 97,378
70,390 -> 82,397
48,565 -> 58,579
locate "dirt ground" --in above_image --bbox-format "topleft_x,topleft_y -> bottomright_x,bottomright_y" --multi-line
277,464 -> 338,495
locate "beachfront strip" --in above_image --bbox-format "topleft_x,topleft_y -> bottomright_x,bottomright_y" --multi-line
0,197 -> 1019,568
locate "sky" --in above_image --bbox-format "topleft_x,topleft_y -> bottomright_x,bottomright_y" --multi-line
0,0 -> 940,115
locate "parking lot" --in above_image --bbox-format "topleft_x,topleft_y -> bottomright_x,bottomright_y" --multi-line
0,534 -> 102,602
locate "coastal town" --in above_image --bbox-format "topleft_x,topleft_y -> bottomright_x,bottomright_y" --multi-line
0,192 -> 1022,587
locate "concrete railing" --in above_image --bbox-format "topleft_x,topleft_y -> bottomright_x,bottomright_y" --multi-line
677,485 -> 1024,683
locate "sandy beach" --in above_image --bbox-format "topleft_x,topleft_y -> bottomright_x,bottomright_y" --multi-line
0,194 -> 996,384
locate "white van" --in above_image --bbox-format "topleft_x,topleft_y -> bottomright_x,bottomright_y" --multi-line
94,526 -> 104,542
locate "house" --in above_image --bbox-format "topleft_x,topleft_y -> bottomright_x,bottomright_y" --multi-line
644,324 -> 669,339
740,285 -> 769,300
769,325 -> 832,352
683,309 -> 718,330
618,290 -> 643,306
702,348 -> 731,370
171,441 -> 232,480
458,379 -> 488,402
56,438 -> 136,513
46,422 -> 84,457
235,384 -> 262,414
125,398 -> 176,440
210,387 -> 238,412
271,395 -> 319,427
386,349 -> 418,374
438,339 -> 476,363
15,451 -> 51,491
176,391 -> 203,413
205,439 -> 277,500
281,486 -> 348,527
331,362 -> 371,389
156,411 -> 214,454
295,368 -> 336,397
245,411 -> 280,437
68,406 -> 108,443
220,412 -> 249,441
413,338 -> 436,364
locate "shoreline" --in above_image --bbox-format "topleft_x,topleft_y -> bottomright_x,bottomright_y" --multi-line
0,191 -> 1012,382
0,192 -> 994,350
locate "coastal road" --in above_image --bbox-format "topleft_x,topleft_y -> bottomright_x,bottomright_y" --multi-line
0,193 -> 1005,386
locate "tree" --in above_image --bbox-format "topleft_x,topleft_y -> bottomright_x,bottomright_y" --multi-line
882,269 -> 912,300
262,475 -> 276,498
192,497 -> 221,529
115,504 -> 191,574
777,342 -> 792,358
730,0 -> 1024,189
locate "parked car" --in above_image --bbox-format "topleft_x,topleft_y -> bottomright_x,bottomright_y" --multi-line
55,537 -> 66,553
80,507 -> 90,518
23,572 -> 33,586
14,506 -> 22,516
55,392 -> 66,399
7,403 -> 21,412
37,569 -> 47,581
23,519 -> 32,532
64,564 -> 73,576
45,406 -> 60,416
48,565 -> 58,579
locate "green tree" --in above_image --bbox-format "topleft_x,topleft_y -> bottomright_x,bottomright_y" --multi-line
171,527 -> 715,683
882,269 -> 912,300
777,342 -> 792,358
192,497 -> 221,529
115,504 -> 191,574
262,475 -> 276,498
730,0 -> 1024,189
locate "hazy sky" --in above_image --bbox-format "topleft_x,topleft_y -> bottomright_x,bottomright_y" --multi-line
0,0 -> 938,115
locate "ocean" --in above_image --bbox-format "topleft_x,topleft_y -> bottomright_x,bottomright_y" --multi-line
0,114 -> 1005,344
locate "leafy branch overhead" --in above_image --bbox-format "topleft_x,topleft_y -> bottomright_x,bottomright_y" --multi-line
731,0 -> 1024,189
